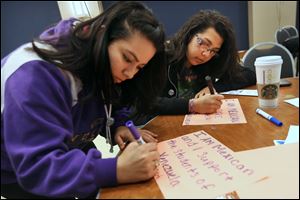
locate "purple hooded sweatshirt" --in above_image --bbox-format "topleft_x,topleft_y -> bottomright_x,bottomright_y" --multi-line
1,18 -> 130,198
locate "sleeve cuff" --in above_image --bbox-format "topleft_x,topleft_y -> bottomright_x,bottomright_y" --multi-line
188,99 -> 196,113
94,157 -> 118,187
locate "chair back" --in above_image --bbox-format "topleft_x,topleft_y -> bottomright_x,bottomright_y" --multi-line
275,26 -> 299,59
242,42 -> 295,78
275,25 -> 299,44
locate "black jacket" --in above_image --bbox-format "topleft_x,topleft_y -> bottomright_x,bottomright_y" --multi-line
132,63 -> 256,126
154,64 -> 256,115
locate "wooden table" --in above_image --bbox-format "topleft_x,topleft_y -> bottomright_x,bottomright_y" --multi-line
98,77 -> 299,199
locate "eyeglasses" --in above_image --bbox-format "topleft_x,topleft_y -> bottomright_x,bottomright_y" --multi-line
195,34 -> 219,57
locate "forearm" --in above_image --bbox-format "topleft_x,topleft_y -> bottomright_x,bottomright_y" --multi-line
155,97 -> 190,115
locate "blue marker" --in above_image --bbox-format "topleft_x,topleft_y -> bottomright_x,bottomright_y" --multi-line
125,120 -> 145,145
255,108 -> 283,126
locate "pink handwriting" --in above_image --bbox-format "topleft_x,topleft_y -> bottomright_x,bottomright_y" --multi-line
193,131 -> 254,176
212,145 -> 254,176
167,139 -> 178,149
181,135 -> 199,147
160,152 -> 181,187
197,151 -> 234,181
227,107 -> 240,122
172,147 -> 215,189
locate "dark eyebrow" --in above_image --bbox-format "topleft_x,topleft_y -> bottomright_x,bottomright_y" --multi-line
203,37 -> 221,50
125,49 -> 139,62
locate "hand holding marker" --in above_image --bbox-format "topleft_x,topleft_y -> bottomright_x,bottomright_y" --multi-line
126,120 -> 160,167
125,120 -> 145,145
256,108 -> 283,126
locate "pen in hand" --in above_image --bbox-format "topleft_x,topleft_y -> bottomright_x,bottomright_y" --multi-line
205,75 -> 215,95
125,120 -> 145,145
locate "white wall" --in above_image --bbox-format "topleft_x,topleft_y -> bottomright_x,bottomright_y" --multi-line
57,1 -> 103,20
248,1 -> 297,46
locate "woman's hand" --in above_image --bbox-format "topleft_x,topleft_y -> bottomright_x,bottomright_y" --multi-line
116,142 -> 159,184
191,94 -> 224,114
194,86 -> 217,98
114,126 -> 158,150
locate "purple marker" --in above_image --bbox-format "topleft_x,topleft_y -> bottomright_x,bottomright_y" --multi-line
125,120 -> 145,145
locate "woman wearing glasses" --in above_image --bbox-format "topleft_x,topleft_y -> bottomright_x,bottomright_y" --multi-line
133,10 -> 255,125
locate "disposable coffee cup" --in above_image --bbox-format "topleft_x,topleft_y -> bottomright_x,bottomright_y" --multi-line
254,55 -> 282,108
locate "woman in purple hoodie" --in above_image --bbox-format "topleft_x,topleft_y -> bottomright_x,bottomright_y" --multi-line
1,1 -> 166,198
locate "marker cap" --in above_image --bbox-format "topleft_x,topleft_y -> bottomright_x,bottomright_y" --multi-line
125,120 -> 140,140
270,117 -> 283,126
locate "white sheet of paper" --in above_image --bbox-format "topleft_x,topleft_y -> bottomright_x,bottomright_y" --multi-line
183,99 -> 247,125
230,143 -> 299,199
285,125 -> 299,144
154,130 -> 264,199
220,89 -> 258,96
284,97 -> 299,108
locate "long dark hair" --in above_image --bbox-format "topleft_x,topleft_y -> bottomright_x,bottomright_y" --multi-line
32,1 -> 166,113
166,10 -> 241,81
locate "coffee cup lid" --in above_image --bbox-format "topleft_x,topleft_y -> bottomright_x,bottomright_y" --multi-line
255,55 -> 283,66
